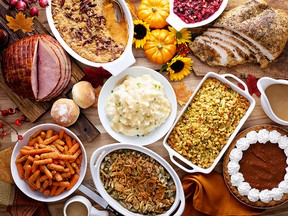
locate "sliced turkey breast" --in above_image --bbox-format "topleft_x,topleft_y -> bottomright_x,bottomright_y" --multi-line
206,27 -> 270,68
215,7 -> 288,61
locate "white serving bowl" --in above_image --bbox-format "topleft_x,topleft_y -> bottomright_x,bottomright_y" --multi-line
163,72 -> 255,173
90,143 -> 185,216
46,0 -> 135,76
98,66 -> 177,146
166,0 -> 229,31
11,123 -> 87,202
257,77 -> 288,126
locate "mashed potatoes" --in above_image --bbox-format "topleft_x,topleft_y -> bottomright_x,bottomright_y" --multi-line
105,74 -> 171,136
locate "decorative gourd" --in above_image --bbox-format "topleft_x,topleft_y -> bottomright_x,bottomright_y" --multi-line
138,0 -> 170,29
144,29 -> 176,65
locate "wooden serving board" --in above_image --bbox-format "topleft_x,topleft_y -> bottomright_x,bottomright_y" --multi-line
191,0 -> 288,79
0,1 -> 99,142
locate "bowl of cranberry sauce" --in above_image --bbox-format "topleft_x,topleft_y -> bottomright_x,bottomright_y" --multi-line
166,0 -> 228,31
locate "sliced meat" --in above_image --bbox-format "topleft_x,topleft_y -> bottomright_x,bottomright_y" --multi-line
37,37 -> 61,101
41,35 -> 71,100
190,35 -> 246,67
215,5 -> 288,61
2,34 -> 72,101
2,35 -> 39,99
207,27 -> 270,68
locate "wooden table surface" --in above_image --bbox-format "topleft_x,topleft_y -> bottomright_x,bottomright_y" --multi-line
1,0 -> 288,215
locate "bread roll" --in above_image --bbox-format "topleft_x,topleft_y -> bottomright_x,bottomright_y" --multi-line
72,81 -> 96,109
51,98 -> 80,127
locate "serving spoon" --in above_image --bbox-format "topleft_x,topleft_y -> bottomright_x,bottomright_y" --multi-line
112,0 -> 124,22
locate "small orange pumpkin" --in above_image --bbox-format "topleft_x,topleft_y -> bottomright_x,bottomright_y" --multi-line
138,0 -> 170,29
144,29 -> 176,65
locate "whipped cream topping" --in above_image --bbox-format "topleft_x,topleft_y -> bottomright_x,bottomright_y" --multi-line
228,129 -> 288,203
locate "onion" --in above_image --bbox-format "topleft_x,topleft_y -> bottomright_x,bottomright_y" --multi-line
10,0 -> 19,6
29,7 -> 39,16
16,1 -> 27,11
39,0 -> 48,8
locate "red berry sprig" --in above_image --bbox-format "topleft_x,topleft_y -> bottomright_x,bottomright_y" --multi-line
8,0 -> 48,17
0,107 -> 28,141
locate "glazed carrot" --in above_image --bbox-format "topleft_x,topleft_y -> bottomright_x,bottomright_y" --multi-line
27,155 -> 35,162
59,154 -> 74,160
72,149 -> 82,160
28,170 -> 40,183
65,161 -> 75,175
43,189 -> 50,196
52,181 -> 70,187
67,174 -> 79,190
54,139 -> 65,146
59,129 -> 65,140
65,136 -> 73,150
24,165 -> 32,179
68,143 -> 80,155
16,163 -> 24,179
16,153 -> 23,159
40,165 -> 53,179
31,129 -> 43,138
47,163 -> 65,172
16,155 -> 28,163
54,172 -> 63,182
22,146 -> 33,150
71,163 -> 80,174
28,138 -> 37,146
34,158 -> 53,165
40,131 -> 46,140
54,186 -> 66,196
36,175 -> 41,189
37,136 -> 44,144
40,174 -> 49,182
61,172 -> 71,179
41,179 -> 50,190
45,129 -> 53,139
40,152 -> 60,160
49,185 -> 57,196
31,156 -> 40,173
21,148 -> 52,156
54,143 -> 64,152
43,135 -> 59,145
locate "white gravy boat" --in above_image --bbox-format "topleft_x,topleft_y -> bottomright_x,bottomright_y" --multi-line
257,77 -> 288,126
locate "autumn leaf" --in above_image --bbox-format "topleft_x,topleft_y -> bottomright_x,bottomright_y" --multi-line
6,12 -> 34,33
173,82 -> 193,106
238,74 -> 260,97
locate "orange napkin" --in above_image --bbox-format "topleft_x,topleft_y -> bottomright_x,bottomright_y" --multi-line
182,171 -> 264,216
0,147 -> 51,216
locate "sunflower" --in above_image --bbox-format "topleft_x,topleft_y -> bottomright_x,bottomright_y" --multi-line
133,20 -> 150,48
167,56 -> 193,81
168,26 -> 191,44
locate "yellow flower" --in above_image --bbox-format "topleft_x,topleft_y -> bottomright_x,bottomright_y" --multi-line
168,26 -> 191,44
133,20 -> 150,48
167,56 -> 193,81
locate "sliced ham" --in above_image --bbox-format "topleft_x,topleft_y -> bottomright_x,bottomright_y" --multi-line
37,37 -> 61,100
2,34 -> 71,101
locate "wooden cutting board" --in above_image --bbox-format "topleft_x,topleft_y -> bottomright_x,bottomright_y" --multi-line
191,0 -> 288,79
0,1 -> 99,142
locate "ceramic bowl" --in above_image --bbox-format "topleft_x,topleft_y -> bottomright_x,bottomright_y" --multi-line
90,143 -> 185,216
46,0 -> 135,76
11,123 -> 87,202
166,0 -> 229,31
98,66 -> 177,146
163,72 -> 256,173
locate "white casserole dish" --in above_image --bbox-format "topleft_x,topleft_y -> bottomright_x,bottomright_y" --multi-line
163,72 -> 256,174
46,0 -> 135,76
11,123 -> 87,202
90,143 -> 185,216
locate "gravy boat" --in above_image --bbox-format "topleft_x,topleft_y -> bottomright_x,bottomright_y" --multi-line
257,77 -> 288,126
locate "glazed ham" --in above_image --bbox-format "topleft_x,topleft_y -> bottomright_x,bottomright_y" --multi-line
190,0 -> 288,68
2,34 -> 71,101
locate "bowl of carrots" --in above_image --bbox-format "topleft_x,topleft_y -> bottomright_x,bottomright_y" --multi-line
10,123 -> 87,202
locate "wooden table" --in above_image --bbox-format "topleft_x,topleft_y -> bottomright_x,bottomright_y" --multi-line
1,1 -> 288,215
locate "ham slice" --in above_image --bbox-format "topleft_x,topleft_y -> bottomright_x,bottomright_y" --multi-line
2,34 -> 71,101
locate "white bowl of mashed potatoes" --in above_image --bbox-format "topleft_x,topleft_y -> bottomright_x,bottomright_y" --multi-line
98,66 -> 177,145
